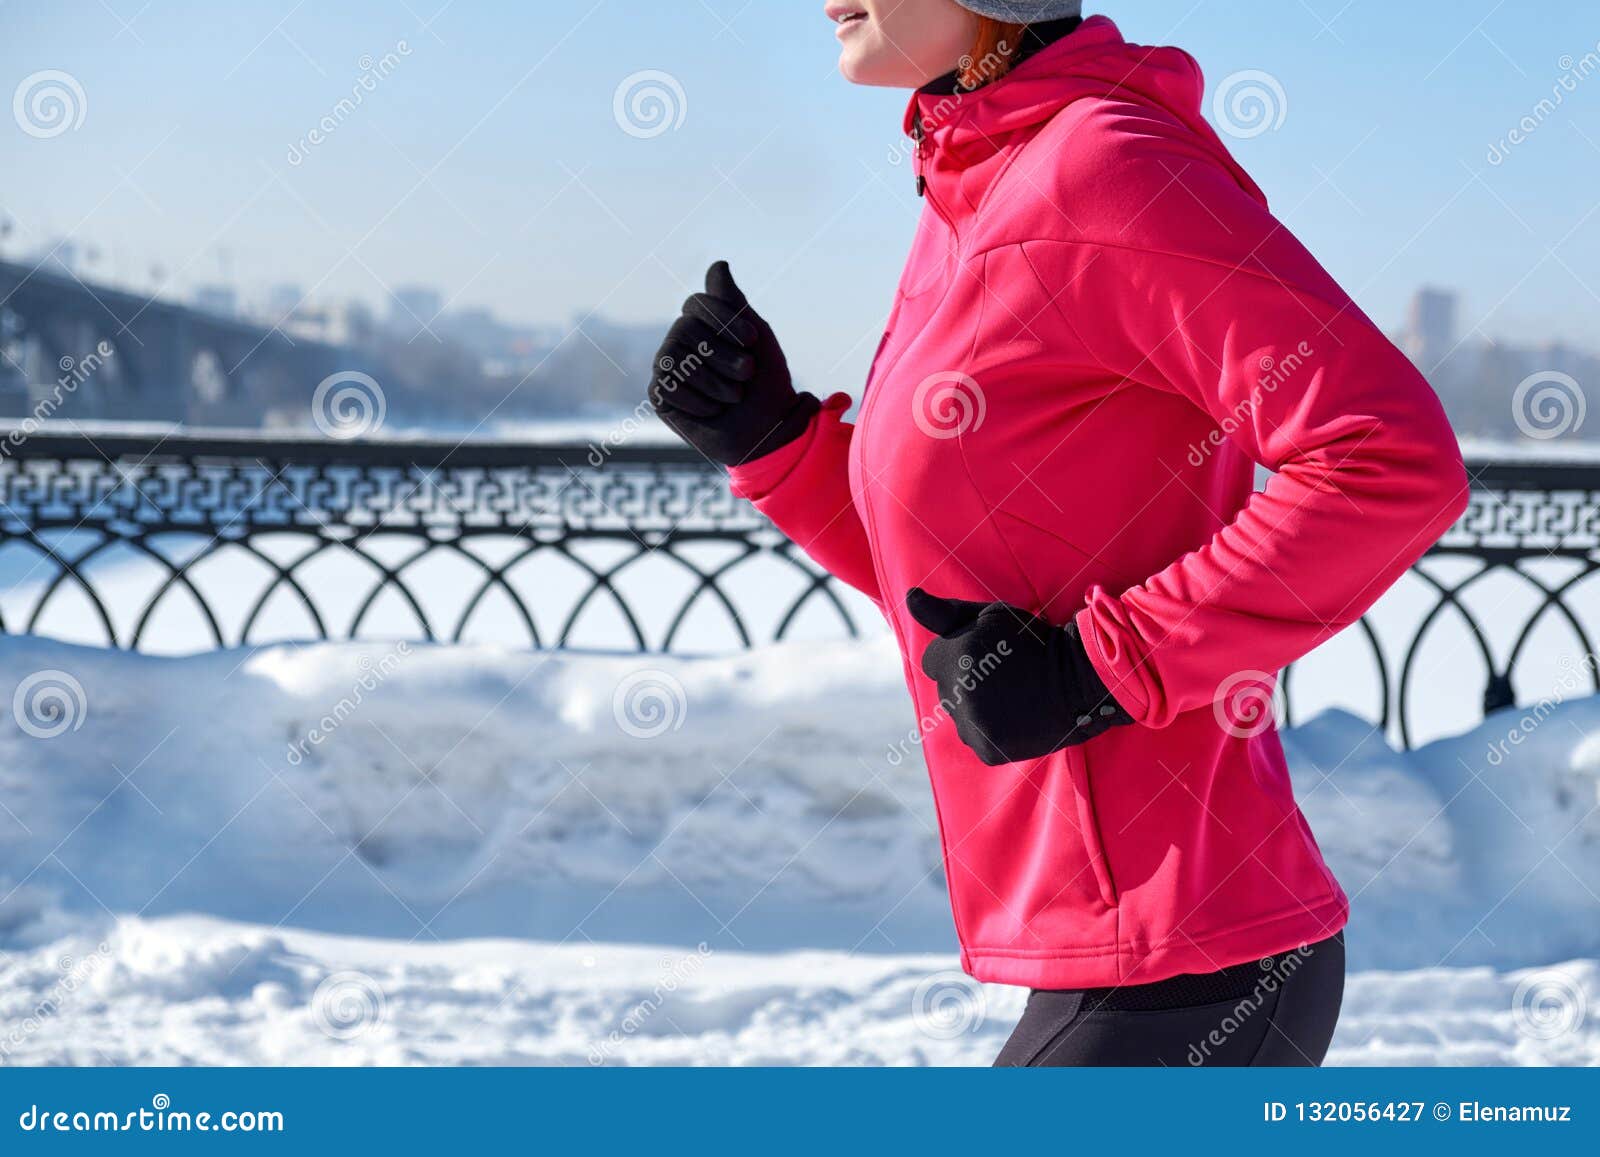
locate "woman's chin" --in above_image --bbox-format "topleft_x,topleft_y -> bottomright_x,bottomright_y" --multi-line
837,48 -> 872,85
838,51 -> 913,88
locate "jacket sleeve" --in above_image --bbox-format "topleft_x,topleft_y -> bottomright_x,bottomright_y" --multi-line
1022,150 -> 1468,729
726,391 -> 883,606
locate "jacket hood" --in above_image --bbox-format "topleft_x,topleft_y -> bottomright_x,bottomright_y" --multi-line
905,15 -> 1264,207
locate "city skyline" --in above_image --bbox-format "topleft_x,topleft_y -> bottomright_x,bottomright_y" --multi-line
2,0 -> 1597,406
10,227 -> 1599,365
10,227 -> 1594,443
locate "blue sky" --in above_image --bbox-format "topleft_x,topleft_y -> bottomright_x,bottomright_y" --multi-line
2,0 -> 1596,396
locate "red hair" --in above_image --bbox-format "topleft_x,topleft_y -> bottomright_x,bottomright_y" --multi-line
959,16 -> 1028,89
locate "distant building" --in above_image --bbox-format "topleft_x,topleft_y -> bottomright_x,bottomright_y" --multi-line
33,240 -> 81,280
441,305 -> 511,357
437,306 -> 563,375
340,300 -> 377,347
496,314 -> 663,412
193,285 -> 238,317
389,286 -> 444,332
1398,286 -> 1600,442
1403,287 -> 1458,376
277,299 -> 377,347
263,284 -> 305,323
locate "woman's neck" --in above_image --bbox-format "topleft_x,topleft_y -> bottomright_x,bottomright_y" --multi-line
921,15 -> 1084,96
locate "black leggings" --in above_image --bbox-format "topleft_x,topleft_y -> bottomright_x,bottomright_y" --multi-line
994,932 -> 1345,1067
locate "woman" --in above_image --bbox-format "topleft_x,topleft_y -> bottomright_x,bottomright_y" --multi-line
648,1 -> 1467,1066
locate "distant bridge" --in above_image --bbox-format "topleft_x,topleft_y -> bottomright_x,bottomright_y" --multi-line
0,258 -> 368,426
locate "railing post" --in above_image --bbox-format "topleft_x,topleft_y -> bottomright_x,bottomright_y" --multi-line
1482,672 -> 1515,717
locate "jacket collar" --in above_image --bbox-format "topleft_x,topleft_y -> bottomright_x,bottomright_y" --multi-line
903,15 -> 1124,151
902,16 -> 1264,222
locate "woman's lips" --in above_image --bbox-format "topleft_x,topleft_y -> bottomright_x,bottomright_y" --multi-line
830,8 -> 868,39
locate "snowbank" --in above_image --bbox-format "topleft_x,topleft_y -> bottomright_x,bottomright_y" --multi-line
4,634 -> 1599,970
0,635 -> 943,954
2,633 -> 1599,1065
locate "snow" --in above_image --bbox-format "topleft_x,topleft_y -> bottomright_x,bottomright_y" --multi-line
2,919 -> 1594,1066
2,633 -> 1598,1065
1456,436 -> 1600,463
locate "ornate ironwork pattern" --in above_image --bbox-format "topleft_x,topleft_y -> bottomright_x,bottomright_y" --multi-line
0,430 -> 866,656
1270,458 -> 1600,747
1,431 -> 1596,748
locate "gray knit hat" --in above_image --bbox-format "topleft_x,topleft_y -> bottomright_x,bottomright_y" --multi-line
953,0 -> 1083,19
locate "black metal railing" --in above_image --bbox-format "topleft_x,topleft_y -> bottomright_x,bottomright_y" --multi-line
0,428 -> 1595,748
0,429 -> 873,655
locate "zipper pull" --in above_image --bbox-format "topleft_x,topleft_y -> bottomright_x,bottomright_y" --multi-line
911,108 -> 926,198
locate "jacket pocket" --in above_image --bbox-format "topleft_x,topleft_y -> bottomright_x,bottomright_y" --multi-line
1066,743 -> 1119,908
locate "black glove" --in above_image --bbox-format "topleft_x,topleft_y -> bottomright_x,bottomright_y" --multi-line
649,261 -> 820,467
906,588 -> 1133,766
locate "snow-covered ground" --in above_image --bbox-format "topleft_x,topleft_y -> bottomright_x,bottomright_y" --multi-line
2,633 -> 1598,1065
4,917 -> 1595,1066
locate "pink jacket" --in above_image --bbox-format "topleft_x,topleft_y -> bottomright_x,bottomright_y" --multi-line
730,16 -> 1467,989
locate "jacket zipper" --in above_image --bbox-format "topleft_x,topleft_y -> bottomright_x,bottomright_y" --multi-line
910,106 -> 954,231
853,237 -> 975,958
853,373 -> 981,963
912,107 -> 927,197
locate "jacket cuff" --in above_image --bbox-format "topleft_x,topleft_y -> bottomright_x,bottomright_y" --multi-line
1061,619 -> 1136,730
727,391 -> 849,501
1074,589 -> 1158,727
